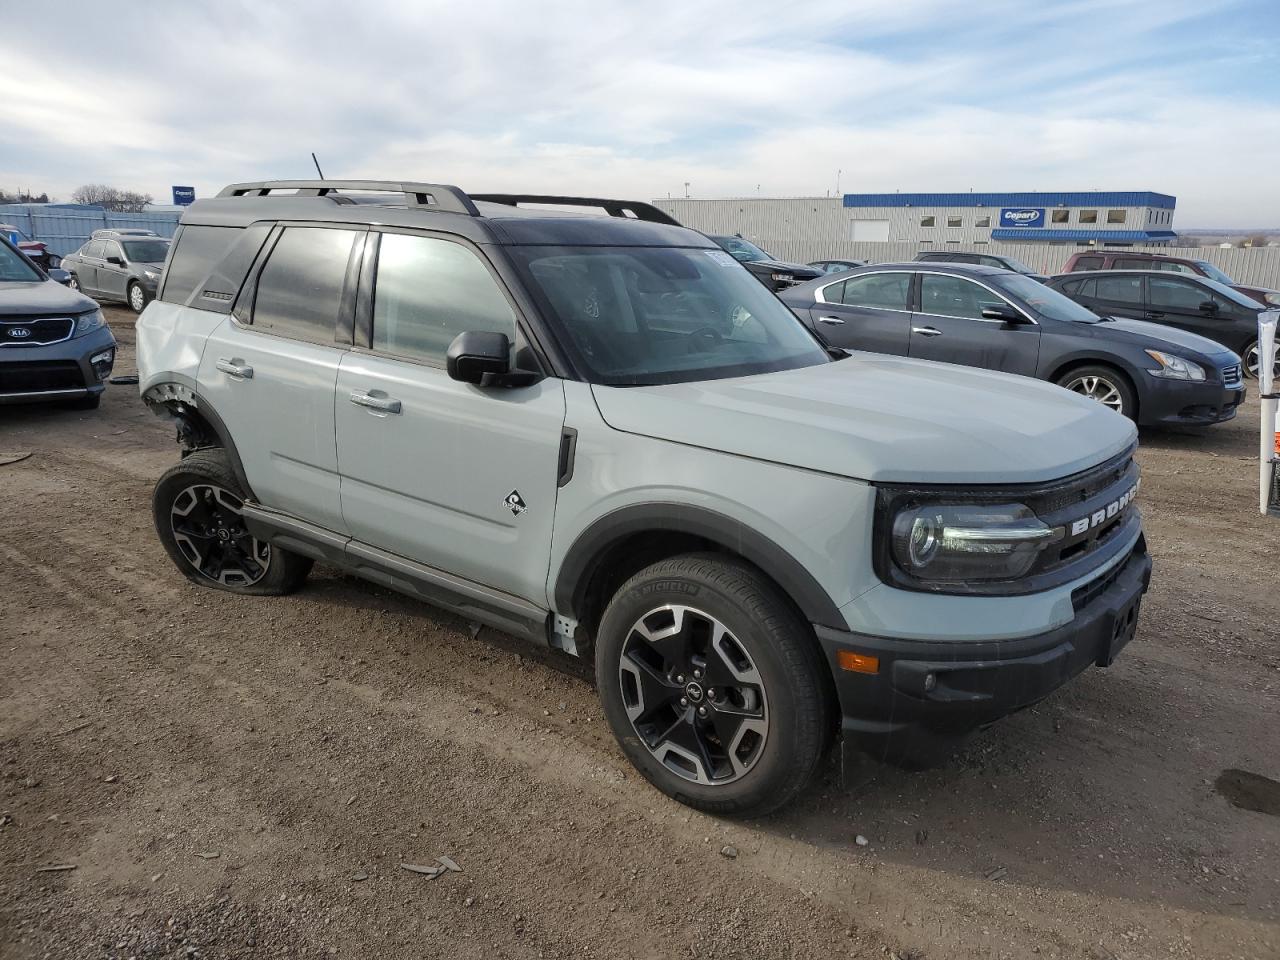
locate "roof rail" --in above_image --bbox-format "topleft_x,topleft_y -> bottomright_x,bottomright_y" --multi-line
216,180 -> 481,217
469,194 -> 682,226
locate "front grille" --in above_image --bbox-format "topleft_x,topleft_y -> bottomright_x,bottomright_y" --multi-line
0,317 -> 75,346
1222,364 -> 1242,388
0,360 -> 85,392
1071,557 -> 1124,611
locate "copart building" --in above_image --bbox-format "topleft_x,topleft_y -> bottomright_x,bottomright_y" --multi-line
654,191 -> 1178,250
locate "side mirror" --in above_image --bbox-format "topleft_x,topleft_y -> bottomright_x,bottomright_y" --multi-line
446,331 -> 543,388
981,305 -> 1025,324
1199,300 -> 1219,315
106,255 -> 125,266
47,268 -> 71,285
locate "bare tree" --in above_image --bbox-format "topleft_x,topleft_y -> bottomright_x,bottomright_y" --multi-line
71,184 -> 154,213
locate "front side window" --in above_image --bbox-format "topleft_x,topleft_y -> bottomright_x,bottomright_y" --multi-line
919,274 -> 1007,320
0,239 -> 41,282
1095,275 -> 1143,304
839,272 -> 911,310
372,233 -> 517,363
1149,276 -> 1212,311
251,227 -> 359,343
86,240 -> 107,260
102,241 -> 123,263
507,245 -> 830,386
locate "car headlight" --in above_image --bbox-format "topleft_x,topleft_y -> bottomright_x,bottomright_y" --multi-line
1264,292 -> 1280,307
74,309 -> 105,337
144,269 -> 159,280
1145,349 -> 1206,381
890,502 -> 1062,582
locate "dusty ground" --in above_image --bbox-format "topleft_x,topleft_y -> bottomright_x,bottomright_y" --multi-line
1,307 -> 1278,960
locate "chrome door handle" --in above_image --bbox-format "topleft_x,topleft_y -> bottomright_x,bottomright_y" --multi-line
215,358 -> 253,379
818,316 -> 846,325
349,391 -> 402,415
912,326 -> 943,337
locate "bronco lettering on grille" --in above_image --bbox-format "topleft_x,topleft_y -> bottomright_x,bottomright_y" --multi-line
1069,483 -> 1138,537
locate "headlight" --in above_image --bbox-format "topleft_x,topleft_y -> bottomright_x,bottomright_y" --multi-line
1264,292 -> 1280,307
890,502 -> 1062,582
1145,349 -> 1205,381
74,309 -> 105,337
144,269 -> 159,280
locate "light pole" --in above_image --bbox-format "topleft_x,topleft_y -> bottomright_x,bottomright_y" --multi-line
684,182 -> 690,199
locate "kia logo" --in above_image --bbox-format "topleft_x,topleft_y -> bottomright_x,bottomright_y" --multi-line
8,327 -> 31,338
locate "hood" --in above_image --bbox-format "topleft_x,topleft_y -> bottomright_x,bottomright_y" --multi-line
591,354 -> 1136,485
1082,317 -> 1240,362
0,279 -> 98,317
747,257 -> 822,277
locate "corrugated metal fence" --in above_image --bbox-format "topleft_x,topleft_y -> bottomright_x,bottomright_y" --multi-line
0,203 -> 181,257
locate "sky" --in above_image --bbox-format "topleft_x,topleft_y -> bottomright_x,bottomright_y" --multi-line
2,0 -> 1278,227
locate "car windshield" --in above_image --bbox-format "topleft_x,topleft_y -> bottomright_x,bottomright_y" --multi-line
123,240 -> 170,263
1194,260 -> 1235,285
507,245 -> 831,386
0,240 -> 42,282
996,273 -> 1102,323
712,236 -> 773,263
999,256 -> 1040,275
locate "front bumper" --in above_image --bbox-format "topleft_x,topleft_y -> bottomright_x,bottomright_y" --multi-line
1139,375 -> 1245,426
815,536 -> 1152,747
0,325 -> 116,404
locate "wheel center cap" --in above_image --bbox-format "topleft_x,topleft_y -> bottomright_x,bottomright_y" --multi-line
684,681 -> 704,704
217,528 -> 231,541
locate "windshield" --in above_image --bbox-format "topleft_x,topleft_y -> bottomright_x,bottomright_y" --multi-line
507,245 -> 831,386
999,256 -> 1040,275
996,273 -> 1102,323
122,239 -> 170,263
712,236 -> 773,263
1194,260 -> 1235,285
0,239 -> 43,282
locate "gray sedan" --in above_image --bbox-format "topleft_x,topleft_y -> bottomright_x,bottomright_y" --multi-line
62,234 -> 170,314
778,261 -> 1246,427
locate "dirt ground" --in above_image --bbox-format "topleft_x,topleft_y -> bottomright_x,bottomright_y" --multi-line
2,307 -> 1277,960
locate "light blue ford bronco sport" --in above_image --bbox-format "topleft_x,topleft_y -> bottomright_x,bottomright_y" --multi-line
137,181 -> 1152,815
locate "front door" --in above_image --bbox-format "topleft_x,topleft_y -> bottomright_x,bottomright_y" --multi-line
335,230 -> 566,606
197,224 -> 363,532
1145,275 -> 1250,351
909,273 -> 1041,375
808,271 -> 912,356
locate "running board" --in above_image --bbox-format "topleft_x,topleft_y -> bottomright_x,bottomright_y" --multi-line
241,504 -> 552,646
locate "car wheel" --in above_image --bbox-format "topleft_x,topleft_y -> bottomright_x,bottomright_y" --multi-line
1243,339 -> 1279,380
67,274 -> 81,292
128,281 -> 148,314
595,553 -> 832,816
1057,365 -> 1136,420
152,448 -> 312,595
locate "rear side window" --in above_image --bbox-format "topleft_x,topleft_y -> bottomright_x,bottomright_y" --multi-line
839,272 -> 910,310
1114,258 -> 1155,271
371,233 -> 517,363
251,227 -> 359,343
1095,275 -> 1143,304
162,226 -> 243,304
1071,255 -> 1103,271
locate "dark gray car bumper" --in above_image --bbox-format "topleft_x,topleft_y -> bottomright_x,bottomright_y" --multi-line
1138,376 -> 1245,426
0,325 -> 117,404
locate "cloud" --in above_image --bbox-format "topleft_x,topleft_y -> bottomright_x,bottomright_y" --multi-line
0,0 -> 1274,225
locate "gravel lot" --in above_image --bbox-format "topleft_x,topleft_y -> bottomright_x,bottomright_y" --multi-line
2,307 -> 1277,959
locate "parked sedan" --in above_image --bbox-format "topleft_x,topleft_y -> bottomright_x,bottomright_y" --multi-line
779,262 -> 1245,427
0,235 -> 115,409
62,233 -> 170,314
914,250 -> 1049,282
1060,250 -> 1280,311
809,259 -> 868,275
707,235 -> 822,290
1046,270 -> 1279,379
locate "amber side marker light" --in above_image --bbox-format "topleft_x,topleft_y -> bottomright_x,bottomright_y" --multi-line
836,650 -> 880,674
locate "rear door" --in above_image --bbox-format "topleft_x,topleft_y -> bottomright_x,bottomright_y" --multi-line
808,271 -> 912,355
1084,273 -> 1146,321
197,224 -> 362,532
334,230 -> 566,606
79,240 -> 106,295
909,272 -> 1041,375
98,240 -> 129,301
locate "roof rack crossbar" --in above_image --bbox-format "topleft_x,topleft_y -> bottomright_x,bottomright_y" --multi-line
468,194 -> 682,226
216,180 -> 481,217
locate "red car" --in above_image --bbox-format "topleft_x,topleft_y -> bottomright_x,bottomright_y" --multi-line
0,223 -> 59,272
1062,250 -> 1279,309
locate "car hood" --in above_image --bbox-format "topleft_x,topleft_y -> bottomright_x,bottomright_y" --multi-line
591,355 -> 1137,484
1083,317 -> 1240,362
747,257 -> 822,277
0,279 -> 98,316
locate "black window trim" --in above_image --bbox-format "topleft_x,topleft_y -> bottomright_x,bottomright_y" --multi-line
912,270 -> 1039,325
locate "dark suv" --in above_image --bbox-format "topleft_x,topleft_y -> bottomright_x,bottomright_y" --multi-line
914,250 -> 1048,282
0,235 -> 116,408
707,235 -> 822,290
1061,250 -> 1280,312
62,232 -> 171,314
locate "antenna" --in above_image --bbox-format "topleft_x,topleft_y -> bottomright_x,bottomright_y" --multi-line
311,153 -> 325,179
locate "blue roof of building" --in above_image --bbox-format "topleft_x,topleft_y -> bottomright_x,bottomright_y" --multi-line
843,192 -> 1176,210
990,228 -> 1179,242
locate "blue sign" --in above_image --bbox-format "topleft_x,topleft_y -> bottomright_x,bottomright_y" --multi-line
172,186 -> 196,206
999,207 -> 1045,228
